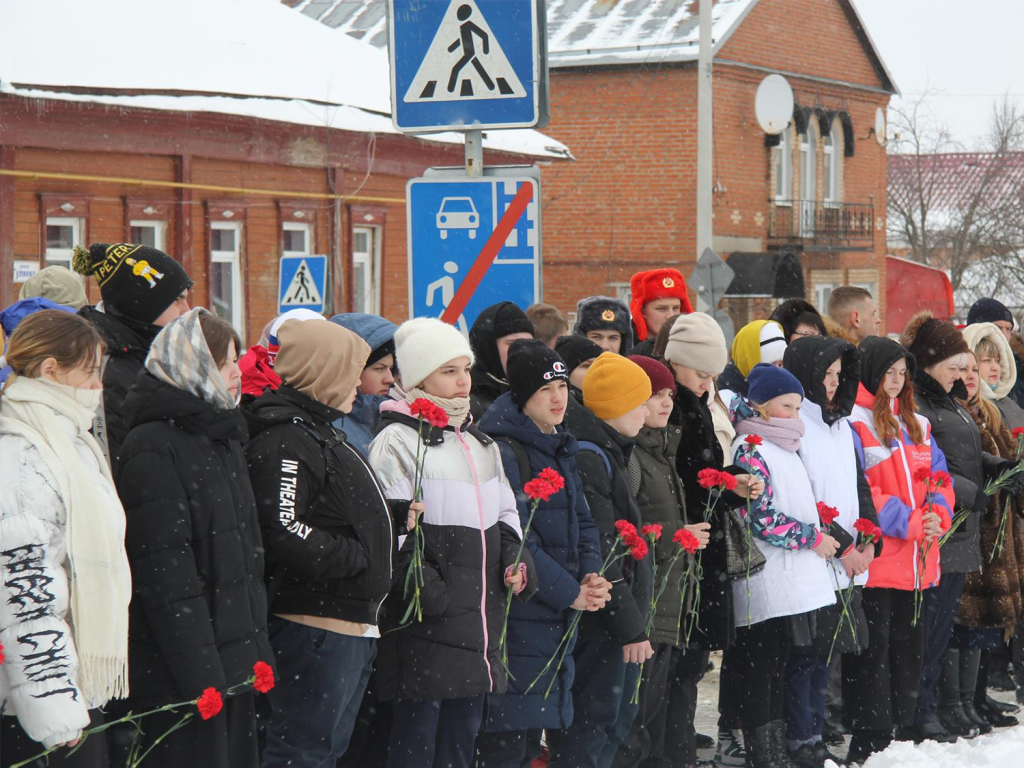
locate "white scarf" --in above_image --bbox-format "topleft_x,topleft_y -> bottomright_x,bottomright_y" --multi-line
0,376 -> 131,703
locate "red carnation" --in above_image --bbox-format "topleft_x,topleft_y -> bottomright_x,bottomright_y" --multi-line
641,524 -> 663,540
931,471 -> 953,488
629,537 -> 649,561
410,398 -> 449,428
1013,427 -> 1024,439
744,434 -> 764,447
253,661 -> 275,694
719,472 -> 739,491
913,466 -> 933,484
0,641 -> 5,665
673,528 -> 700,555
697,468 -> 722,489
854,517 -> 882,543
524,478 -> 557,502
817,502 -> 840,528
196,687 -> 223,720
538,467 -> 566,492
615,520 -> 639,540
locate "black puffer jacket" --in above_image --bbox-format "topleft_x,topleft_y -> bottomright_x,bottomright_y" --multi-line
670,385 -> 745,650
633,423 -> 691,646
79,305 -> 159,473
913,370 -> 1006,574
563,399 -> 653,645
117,371 -> 273,705
469,303 -> 513,421
244,386 -> 399,625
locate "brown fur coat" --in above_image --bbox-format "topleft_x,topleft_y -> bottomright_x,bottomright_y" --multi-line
956,403 -> 1024,629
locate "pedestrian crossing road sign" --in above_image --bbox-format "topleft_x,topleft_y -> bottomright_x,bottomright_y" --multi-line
407,172 -> 540,333
389,0 -> 547,132
278,254 -> 327,314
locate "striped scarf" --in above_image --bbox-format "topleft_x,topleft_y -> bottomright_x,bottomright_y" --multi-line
145,308 -> 237,411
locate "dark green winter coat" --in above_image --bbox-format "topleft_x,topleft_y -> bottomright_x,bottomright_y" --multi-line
632,424 -> 691,646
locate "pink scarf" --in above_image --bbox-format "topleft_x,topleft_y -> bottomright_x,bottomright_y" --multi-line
734,415 -> 805,452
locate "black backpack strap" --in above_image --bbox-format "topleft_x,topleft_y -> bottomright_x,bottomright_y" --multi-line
492,435 -> 532,487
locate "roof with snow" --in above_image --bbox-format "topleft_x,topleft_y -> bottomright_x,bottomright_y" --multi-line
0,0 -> 571,160
286,0 -> 896,89
889,152 -> 1024,214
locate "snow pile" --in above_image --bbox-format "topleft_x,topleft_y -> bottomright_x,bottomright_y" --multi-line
824,726 -> 1024,768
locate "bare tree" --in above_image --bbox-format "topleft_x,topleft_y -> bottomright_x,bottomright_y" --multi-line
888,94 -> 1024,297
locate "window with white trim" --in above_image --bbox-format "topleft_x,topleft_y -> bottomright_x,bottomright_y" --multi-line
352,225 -> 381,314
210,221 -> 244,333
45,216 -> 83,269
824,124 -> 841,204
130,220 -> 166,250
815,283 -> 836,312
282,221 -> 312,256
799,125 -> 817,236
773,127 -> 792,204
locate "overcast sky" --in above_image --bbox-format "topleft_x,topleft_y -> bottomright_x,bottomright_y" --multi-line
854,0 -> 1024,149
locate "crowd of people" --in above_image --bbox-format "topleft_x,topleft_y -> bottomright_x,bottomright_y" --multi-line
2,242 -> 1024,768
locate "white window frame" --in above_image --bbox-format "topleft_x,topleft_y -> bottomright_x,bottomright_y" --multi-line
129,219 -> 167,251
773,128 -> 792,204
608,281 -> 631,305
799,125 -> 817,237
815,282 -> 836,312
282,221 -> 312,257
352,225 -> 381,315
823,125 -> 840,205
44,216 -> 83,269
210,221 -> 244,333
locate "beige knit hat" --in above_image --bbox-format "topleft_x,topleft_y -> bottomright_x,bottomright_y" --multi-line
18,265 -> 88,310
663,312 -> 728,375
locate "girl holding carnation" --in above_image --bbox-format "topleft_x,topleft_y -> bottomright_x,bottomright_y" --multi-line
727,364 -> 839,768
368,318 -> 536,768
781,335 -> 881,766
844,336 -> 953,762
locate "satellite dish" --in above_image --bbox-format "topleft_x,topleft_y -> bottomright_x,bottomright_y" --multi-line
754,74 -> 794,135
874,107 -> 887,146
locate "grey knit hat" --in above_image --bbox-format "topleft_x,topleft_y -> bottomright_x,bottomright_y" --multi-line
663,312 -> 728,375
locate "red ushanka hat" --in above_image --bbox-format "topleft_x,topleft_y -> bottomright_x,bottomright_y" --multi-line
630,268 -> 694,341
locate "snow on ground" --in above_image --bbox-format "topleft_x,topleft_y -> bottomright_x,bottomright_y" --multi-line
850,725 -> 1024,767
694,652 -> 1024,766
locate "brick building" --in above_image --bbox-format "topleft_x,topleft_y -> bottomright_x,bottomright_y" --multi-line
0,0 -> 568,340
293,0 -> 898,331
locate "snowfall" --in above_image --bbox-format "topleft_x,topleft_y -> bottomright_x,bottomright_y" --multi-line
694,652 -> 1024,765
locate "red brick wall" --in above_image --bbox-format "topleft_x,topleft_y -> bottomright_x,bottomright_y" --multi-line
540,0 -> 893,322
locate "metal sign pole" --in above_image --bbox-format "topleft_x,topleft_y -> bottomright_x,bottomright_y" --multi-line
465,129 -> 483,178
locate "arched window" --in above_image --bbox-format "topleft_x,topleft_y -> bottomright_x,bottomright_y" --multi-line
799,123 -> 817,235
824,122 -> 842,204
773,126 -> 792,204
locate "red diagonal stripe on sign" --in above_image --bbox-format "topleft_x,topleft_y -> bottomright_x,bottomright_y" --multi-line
441,180 -> 534,326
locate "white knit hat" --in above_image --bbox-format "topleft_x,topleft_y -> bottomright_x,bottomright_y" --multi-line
394,317 -> 475,389
759,321 -> 788,366
663,312 -> 728,375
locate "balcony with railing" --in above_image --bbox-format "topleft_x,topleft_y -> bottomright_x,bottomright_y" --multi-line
767,200 -> 875,251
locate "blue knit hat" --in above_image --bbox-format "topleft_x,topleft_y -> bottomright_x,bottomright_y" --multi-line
747,363 -> 804,404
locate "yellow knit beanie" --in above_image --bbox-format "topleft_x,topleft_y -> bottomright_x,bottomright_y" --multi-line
582,352 -> 653,420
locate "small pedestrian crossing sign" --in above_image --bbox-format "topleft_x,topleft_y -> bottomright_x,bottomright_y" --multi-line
278,255 -> 327,314
389,0 -> 546,132
404,0 -> 526,104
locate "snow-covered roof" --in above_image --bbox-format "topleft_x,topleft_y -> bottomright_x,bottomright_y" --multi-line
889,152 -> 1024,215
287,0 -> 757,67
0,0 -> 571,160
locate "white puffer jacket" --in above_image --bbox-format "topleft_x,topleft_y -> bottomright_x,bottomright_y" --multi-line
0,411 -> 117,748
798,400 -> 869,591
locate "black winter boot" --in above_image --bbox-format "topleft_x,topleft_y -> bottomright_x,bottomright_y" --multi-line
768,720 -> 798,768
845,729 -> 891,764
743,724 -> 775,768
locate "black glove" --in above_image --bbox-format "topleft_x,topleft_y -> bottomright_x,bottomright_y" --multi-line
974,486 -> 991,514
996,459 -> 1024,495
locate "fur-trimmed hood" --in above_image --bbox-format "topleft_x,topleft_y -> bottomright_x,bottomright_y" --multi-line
961,322 -> 1018,401
823,315 -> 859,347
